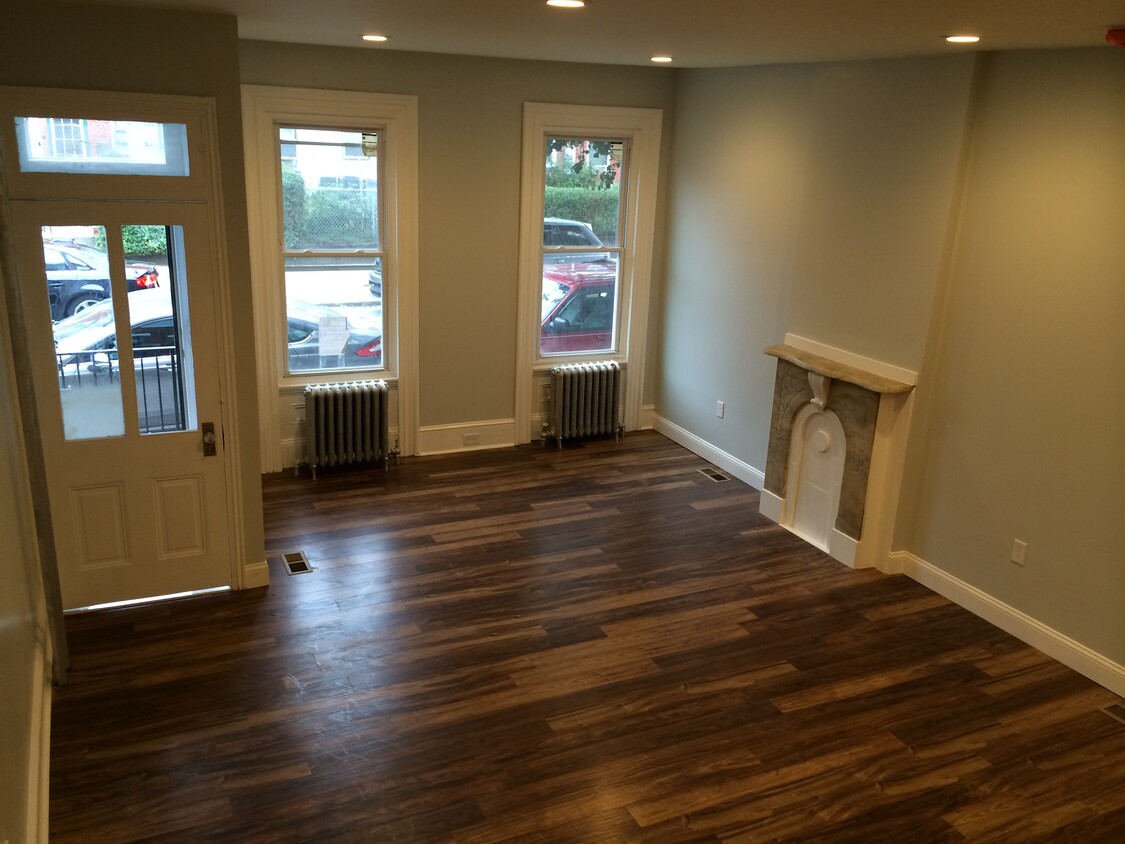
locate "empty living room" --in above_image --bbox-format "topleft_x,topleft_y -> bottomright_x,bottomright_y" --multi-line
3,0 -> 1124,841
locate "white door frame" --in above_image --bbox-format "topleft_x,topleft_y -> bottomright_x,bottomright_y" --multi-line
0,86 -> 253,597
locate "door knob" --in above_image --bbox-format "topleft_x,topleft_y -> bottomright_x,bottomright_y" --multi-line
202,421 -> 217,456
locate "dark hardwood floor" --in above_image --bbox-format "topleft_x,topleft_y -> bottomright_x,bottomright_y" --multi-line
50,432 -> 1125,841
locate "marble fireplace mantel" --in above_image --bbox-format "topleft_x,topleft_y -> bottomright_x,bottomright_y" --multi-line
764,344 -> 915,396
760,337 -> 916,570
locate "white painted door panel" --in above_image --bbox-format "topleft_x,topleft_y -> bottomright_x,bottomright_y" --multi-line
13,202 -> 231,609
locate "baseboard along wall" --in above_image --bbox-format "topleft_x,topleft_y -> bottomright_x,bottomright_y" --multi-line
655,415 -> 1125,699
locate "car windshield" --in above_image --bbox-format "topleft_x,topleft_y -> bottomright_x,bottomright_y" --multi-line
52,300 -> 116,349
542,279 -> 570,319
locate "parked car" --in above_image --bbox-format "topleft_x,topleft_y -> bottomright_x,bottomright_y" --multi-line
286,298 -> 382,370
542,217 -> 612,264
53,290 -> 177,366
43,238 -> 160,321
540,262 -> 616,354
53,291 -> 382,373
52,290 -> 189,433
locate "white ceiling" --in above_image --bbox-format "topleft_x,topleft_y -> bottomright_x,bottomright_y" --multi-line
75,0 -> 1125,67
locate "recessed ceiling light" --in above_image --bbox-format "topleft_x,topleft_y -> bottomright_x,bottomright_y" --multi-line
651,56 -> 673,63
945,35 -> 981,44
362,34 -> 389,42
547,0 -> 585,8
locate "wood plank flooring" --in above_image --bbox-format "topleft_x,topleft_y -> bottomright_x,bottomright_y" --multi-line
50,432 -> 1125,841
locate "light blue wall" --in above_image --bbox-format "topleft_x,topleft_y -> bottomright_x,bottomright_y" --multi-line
898,49 -> 1125,662
657,48 -> 1125,666
657,55 -> 974,472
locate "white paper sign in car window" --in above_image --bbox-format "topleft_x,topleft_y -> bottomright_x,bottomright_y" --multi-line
318,316 -> 350,356
362,132 -> 378,158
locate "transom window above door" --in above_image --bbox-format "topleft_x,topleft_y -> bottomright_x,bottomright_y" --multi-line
14,116 -> 190,176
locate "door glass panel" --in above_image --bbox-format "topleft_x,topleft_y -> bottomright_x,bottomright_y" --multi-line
126,225 -> 198,434
14,118 -> 190,177
42,224 -> 199,439
44,225 -> 126,440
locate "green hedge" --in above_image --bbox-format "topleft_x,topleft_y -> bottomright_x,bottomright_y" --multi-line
95,225 -> 169,258
281,165 -> 307,248
300,190 -> 378,249
281,164 -> 378,249
544,186 -> 620,241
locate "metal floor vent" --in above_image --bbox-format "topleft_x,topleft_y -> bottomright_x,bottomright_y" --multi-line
698,467 -> 732,483
1102,703 -> 1125,725
282,551 -> 313,576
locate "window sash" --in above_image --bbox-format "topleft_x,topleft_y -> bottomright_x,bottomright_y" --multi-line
275,124 -> 385,377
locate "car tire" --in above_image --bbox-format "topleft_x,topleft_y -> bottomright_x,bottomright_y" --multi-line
66,294 -> 107,317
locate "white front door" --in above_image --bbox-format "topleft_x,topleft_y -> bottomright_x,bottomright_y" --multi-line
13,201 -> 232,609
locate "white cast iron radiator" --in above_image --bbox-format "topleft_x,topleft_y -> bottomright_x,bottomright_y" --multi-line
304,381 -> 389,478
547,361 -> 623,449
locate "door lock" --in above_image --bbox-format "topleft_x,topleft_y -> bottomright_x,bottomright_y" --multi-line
202,421 -> 217,456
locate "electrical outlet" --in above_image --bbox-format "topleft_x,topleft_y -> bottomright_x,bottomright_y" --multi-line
716,400 -> 725,419
1010,539 -> 1028,565
462,432 -> 481,446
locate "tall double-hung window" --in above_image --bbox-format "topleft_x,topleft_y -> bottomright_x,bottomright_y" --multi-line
539,138 -> 626,357
276,126 -> 384,374
515,103 -> 662,442
242,86 -> 419,467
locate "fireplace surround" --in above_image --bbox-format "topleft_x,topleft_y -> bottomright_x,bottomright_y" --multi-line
759,336 -> 916,569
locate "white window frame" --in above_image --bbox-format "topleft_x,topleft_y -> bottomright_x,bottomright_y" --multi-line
276,125 -> 385,379
514,102 -> 662,443
242,85 -> 419,466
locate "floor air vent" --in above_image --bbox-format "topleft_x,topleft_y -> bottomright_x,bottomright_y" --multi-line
282,551 -> 313,576
698,467 -> 732,483
1103,703 -> 1125,725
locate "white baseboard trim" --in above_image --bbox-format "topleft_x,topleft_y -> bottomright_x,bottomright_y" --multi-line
26,638 -> 51,844
759,488 -> 783,522
281,436 -> 301,471
418,418 -> 516,456
638,404 -> 655,430
653,415 -> 765,490
829,529 -> 858,568
241,559 -> 270,589
889,550 -> 1125,698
